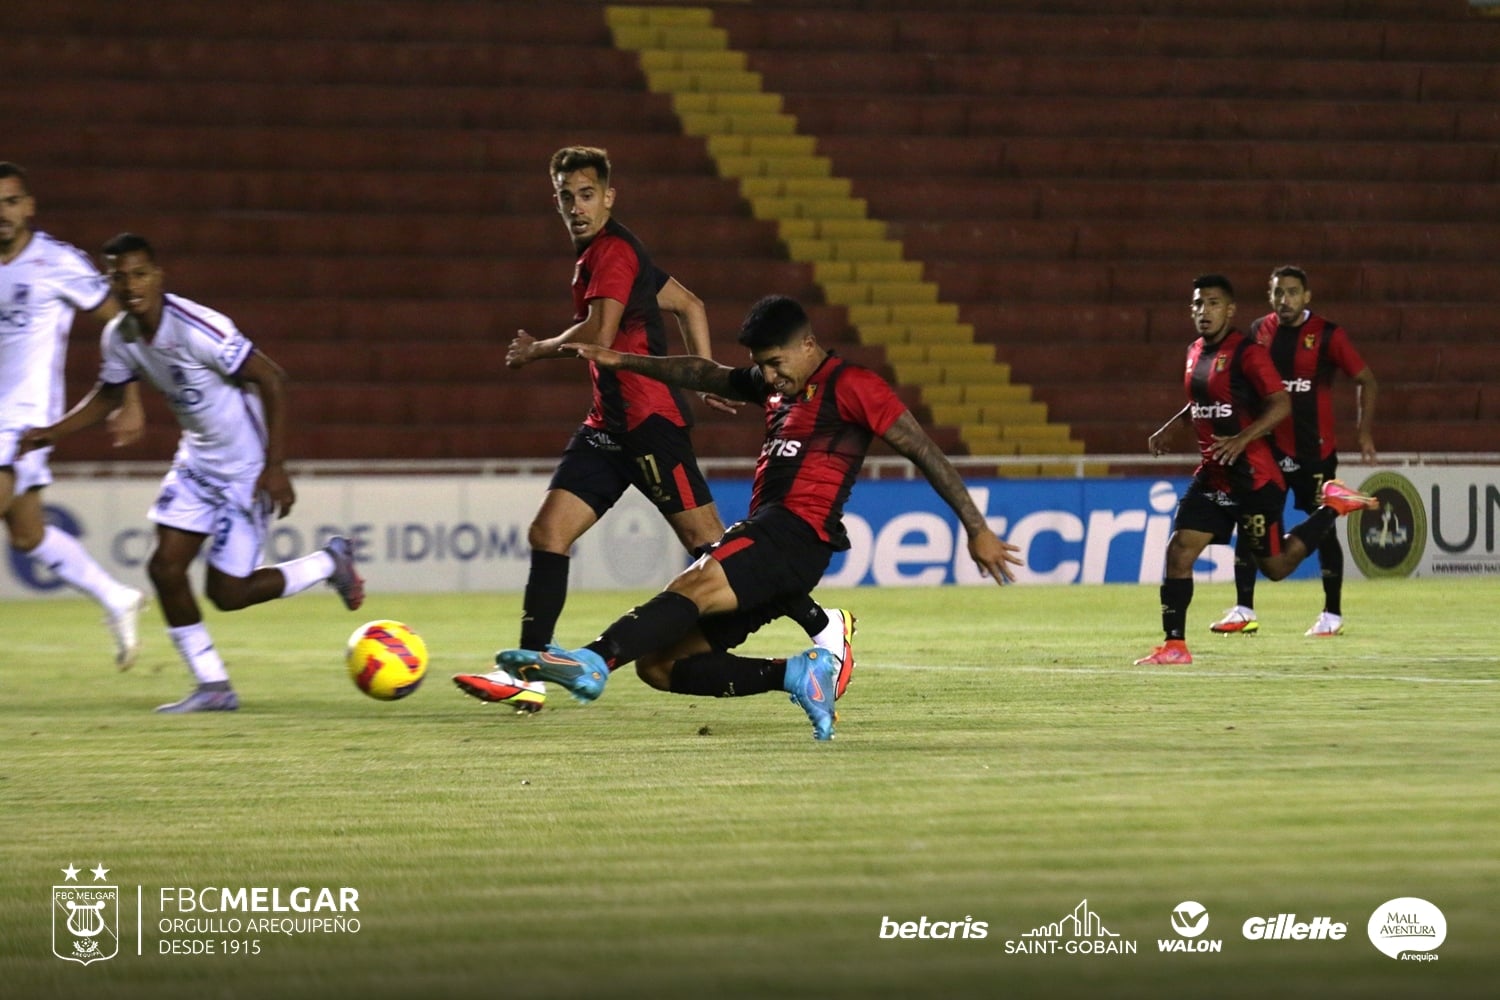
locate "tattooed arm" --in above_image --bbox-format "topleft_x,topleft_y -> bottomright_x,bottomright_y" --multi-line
881,411 -> 1022,584
563,343 -> 759,402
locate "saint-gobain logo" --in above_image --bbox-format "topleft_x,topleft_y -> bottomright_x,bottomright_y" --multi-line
1347,472 -> 1425,579
1367,897 -> 1445,961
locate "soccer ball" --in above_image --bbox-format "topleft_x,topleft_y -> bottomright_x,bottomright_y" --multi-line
346,620 -> 428,700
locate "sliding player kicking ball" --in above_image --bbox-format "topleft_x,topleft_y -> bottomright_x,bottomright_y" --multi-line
455,296 -> 1020,739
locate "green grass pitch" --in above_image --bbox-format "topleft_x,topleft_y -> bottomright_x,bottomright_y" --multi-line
3,578 -> 1496,999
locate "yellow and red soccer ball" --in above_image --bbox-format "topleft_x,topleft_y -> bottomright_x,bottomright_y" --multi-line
346,620 -> 428,700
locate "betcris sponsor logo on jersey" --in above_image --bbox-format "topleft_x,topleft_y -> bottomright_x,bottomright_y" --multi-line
1189,401 -> 1233,420
1282,378 -> 1312,393
709,479 -> 1321,586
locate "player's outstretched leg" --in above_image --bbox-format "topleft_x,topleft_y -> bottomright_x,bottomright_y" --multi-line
783,647 -> 837,741
1210,606 -> 1259,636
155,685 -> 240,714
1317,480 -> 1379,516
324,535 -> 365,610
819,609 -> 857,699
105,589 -> 147,669
497,644 -> 610,703
451,665 -> 547,713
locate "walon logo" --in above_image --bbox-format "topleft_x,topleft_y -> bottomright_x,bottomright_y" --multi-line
1159,901 -> 1222,953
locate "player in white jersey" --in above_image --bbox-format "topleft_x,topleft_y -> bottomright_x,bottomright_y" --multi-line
0,161 -> 146,667
21,233 -> 367,713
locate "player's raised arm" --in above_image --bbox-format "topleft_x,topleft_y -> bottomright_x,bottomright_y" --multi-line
1148,403 -> 1193,456
18,381 -> 127,453
880,411 -> 1022,584
507,296 -> 626,369
564,343 -> 756,402
657,275 -> 741,415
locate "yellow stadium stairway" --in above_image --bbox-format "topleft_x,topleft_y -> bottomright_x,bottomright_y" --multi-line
606,4 -> 1088,476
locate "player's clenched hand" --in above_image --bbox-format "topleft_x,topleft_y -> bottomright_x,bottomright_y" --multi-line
106,405 -> 145,448
562,342 -> 623,368
506,330 -> 539,369
1210,433 -> 1248,466
699,392 -> 743,416
1148,427 -> 1172,457
257,461 -> 296,518
17,426 -> 54,455
969,529 -> 1023,585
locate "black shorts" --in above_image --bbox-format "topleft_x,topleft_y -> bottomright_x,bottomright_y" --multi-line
549,415 -> 714,520
697,506 -> 833,653
1275,451 -> 1338,514
1174,473 -> 1288,560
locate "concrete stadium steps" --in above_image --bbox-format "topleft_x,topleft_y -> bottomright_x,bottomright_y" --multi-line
784,95 -> 1500,144
712,0 -> 1499,459
40,211 -> 785,261
51,254 -> 816,302
735,52 -> 1500,103
608,3 -> 1075,462
892,221 -> 1500,263
817,136 -> 1499,183
12,0 -> 620,43
16,124 -> 721,173
3,80 -> 687,131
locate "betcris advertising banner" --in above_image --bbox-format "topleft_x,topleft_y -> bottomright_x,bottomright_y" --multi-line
6,467 -> 1490,600
708,477 -> 1245,586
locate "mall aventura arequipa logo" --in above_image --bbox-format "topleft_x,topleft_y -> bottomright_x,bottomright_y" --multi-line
1005,899 -> 1137,955
1367,897 -> 1445,962
53,863 -> 118,965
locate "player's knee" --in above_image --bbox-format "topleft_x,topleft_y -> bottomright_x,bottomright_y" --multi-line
635,653 -> 673,691
147,551 -> 189,588
1259,560 -> 1292,582
527,519 -> 571,555
205,577 -> 251,611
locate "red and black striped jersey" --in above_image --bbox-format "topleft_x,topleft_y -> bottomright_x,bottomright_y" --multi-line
727,353 -> 907,550
1183,329 -> 1286,494
572,218 -> 694,433
1250,312 -> 1367,462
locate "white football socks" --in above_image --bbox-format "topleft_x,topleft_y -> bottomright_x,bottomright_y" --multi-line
276,550 -> 336,597
29,525 -> 136,610
167,622 -> 229,685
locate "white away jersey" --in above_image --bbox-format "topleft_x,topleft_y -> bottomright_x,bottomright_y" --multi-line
0,231 -> 110,428
100,293 -> 266,481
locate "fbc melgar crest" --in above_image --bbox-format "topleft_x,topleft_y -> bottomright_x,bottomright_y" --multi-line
346,621 -> 428,700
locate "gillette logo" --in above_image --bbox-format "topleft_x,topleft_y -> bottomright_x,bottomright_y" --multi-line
1282,378 -> 1312,393
1242,914 -> 1347,941
1190,402 -> 1233,420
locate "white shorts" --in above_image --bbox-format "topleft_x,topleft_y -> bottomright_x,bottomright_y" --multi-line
148,463 -> 270,577
0,427 -> 53,495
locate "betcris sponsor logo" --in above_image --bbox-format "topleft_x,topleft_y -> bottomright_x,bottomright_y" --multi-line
1283,378 -> 1312,393
1189,402 -> 1233,420
710,478 -> 1320,586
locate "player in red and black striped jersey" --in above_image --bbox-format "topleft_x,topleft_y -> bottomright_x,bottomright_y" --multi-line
1212,266 -> 1380,638
494,148 -> 848,673
1136,275 -> 1377,666
485,296 -> 1020,740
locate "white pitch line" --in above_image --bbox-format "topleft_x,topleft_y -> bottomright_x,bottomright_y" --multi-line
880,663 -> 1498,685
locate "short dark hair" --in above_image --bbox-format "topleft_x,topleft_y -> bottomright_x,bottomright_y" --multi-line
1270,265 -> 1308,287
0,161 -> 29,192
1192,274 -> 1235,300
549,146 -> 611,184
738,295 -> 810,350
101,232 -> 157,261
